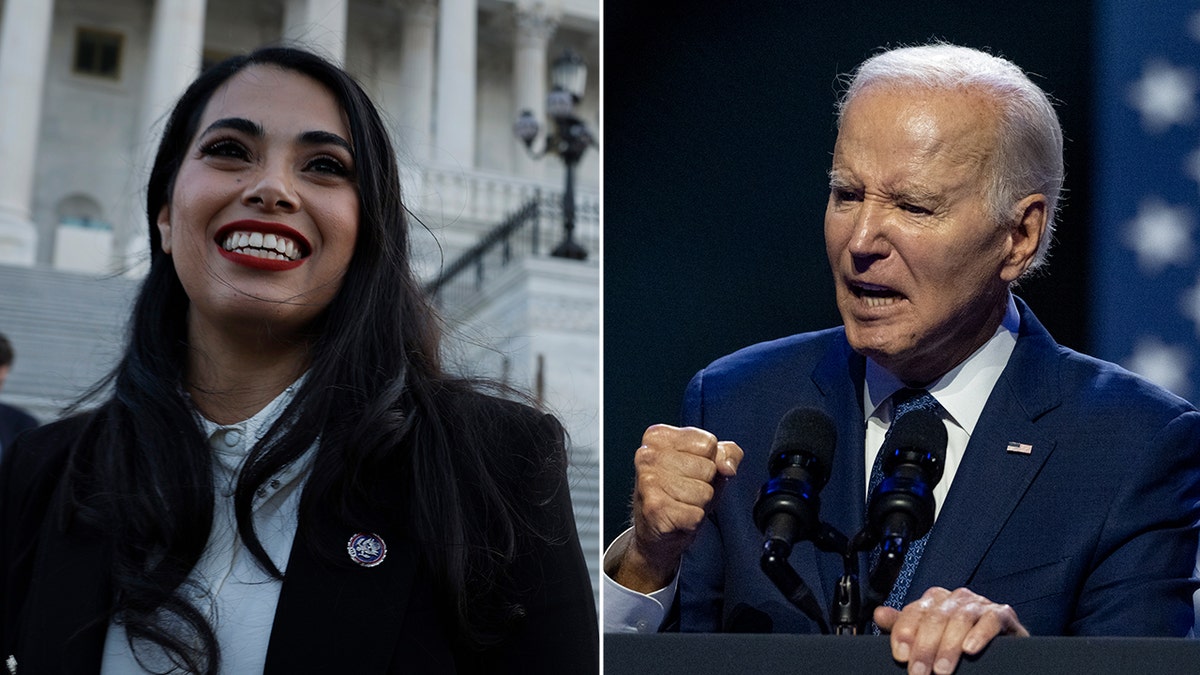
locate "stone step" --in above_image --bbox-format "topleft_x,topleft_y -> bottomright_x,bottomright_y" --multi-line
0,264 -> 136,420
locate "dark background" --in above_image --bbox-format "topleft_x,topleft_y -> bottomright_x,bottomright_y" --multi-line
603,1 -> 1093,543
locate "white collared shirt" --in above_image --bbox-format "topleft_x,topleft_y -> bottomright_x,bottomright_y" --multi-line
100,378 -> 318,674
602,294 -> 1021,633
862,293 -> 1020,518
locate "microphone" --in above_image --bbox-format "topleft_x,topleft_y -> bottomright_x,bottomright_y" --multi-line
753,407 -> 837,634
753,407 -> 837,552
865,406 -> 947,600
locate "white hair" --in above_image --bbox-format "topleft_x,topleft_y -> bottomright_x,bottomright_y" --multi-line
836,43 -> 1064,274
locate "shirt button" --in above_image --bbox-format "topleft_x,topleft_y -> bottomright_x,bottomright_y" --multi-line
636,620 -> 648,632
223,429 -> 242,447
269,479 -> 280,489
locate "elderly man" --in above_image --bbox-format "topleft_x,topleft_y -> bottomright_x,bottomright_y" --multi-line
604,43 -> 1200,675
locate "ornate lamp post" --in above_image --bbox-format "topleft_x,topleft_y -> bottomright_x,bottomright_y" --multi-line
514,48 -> 596,260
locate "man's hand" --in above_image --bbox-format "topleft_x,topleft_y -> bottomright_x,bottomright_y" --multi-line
875,586 -> 1028,675
612,424 -> 743,593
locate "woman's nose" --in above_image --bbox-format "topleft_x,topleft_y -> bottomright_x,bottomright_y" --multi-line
242,163 -> 299,212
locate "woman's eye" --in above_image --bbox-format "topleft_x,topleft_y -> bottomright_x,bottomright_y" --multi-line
306,155 -> 351,177
199,139 -> 249,161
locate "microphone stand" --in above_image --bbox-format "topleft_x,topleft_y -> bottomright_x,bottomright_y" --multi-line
760,538 -> 831,634
812,524 -> 862,635
760,522 -> 860,635
850,517 -> 927,634
758,504 -> 922,635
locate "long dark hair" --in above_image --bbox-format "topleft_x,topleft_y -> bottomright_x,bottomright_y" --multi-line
62,46 -> 555,672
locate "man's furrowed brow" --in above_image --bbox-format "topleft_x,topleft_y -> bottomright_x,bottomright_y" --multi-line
828,170 -> 856,189
888,182 -> 941,204
200,117 -> 263,138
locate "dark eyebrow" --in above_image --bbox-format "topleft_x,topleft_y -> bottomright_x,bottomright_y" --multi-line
198,119 -> 352,157
200,117 -> 263,138
299,130 -> 353,156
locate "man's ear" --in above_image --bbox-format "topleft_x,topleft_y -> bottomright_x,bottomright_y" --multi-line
1001,193 -> 1047,283
156,204 -> 172,254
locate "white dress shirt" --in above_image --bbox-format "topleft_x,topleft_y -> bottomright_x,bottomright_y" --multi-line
862,295 -> 1019,518
602,295 -> 1021,633
100,379 -> 317,673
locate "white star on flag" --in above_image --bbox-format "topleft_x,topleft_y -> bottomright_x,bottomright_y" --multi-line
1124,196 -> 1195,273
1098,0 -> 1200,406
1125,336 -> 1193,396
1128,60 -> 1198,133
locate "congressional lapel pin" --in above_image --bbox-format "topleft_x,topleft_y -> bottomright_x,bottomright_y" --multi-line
347,532 -> 387,568
1006,441 -> 1033,455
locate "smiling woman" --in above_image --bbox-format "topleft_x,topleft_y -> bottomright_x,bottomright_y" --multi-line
0,47 -> 598,674
160,64 -> 361,363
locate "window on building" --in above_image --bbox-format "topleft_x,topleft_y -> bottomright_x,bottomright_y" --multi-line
56,194 -> 110,231
73,28 -> 123,80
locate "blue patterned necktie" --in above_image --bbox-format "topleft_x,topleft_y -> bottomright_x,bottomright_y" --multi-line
868,388 -> 941,613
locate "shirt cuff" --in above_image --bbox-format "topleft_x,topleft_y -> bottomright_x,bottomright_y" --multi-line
601,528 -> 680,633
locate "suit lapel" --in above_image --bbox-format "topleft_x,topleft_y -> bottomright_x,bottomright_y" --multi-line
809,334 -> 867,608
264,516 -> 417,673
907,301 -> 1063,598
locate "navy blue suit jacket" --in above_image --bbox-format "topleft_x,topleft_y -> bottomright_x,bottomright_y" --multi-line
0,402 -> 37,460
677,300 -> 1200,636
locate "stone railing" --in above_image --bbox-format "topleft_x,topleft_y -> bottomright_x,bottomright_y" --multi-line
411,164 -> 599,245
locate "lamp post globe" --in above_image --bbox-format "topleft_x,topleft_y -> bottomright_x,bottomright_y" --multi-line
512,48 -> 594,261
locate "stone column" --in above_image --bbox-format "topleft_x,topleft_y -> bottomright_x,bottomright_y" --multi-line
433,0 -> 476,167
282,0 -> 348,66
512,1 -> 559,179
0,0 -> 56,265
396,0 -> 437,163
122,0 -> 207,270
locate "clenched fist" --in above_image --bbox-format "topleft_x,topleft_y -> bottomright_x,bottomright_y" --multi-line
613,424 -> 744,593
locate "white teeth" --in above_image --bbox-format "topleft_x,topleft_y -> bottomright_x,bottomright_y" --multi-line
864,296 -> 898,308
220,230 -> 302,261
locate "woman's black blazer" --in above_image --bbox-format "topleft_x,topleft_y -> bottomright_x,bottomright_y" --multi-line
0,395 -> 598,673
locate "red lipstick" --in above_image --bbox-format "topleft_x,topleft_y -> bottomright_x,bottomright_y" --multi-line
214,220 -> 310,271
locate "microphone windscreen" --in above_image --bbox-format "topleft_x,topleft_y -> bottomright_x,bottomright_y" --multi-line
885,407 -> 948,482
769,407 -> 837,471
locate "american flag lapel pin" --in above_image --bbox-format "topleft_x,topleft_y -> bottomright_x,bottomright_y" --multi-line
1006,441 -> 1033,455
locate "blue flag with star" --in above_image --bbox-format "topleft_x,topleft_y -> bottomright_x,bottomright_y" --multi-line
1094,1 -> 1200,404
